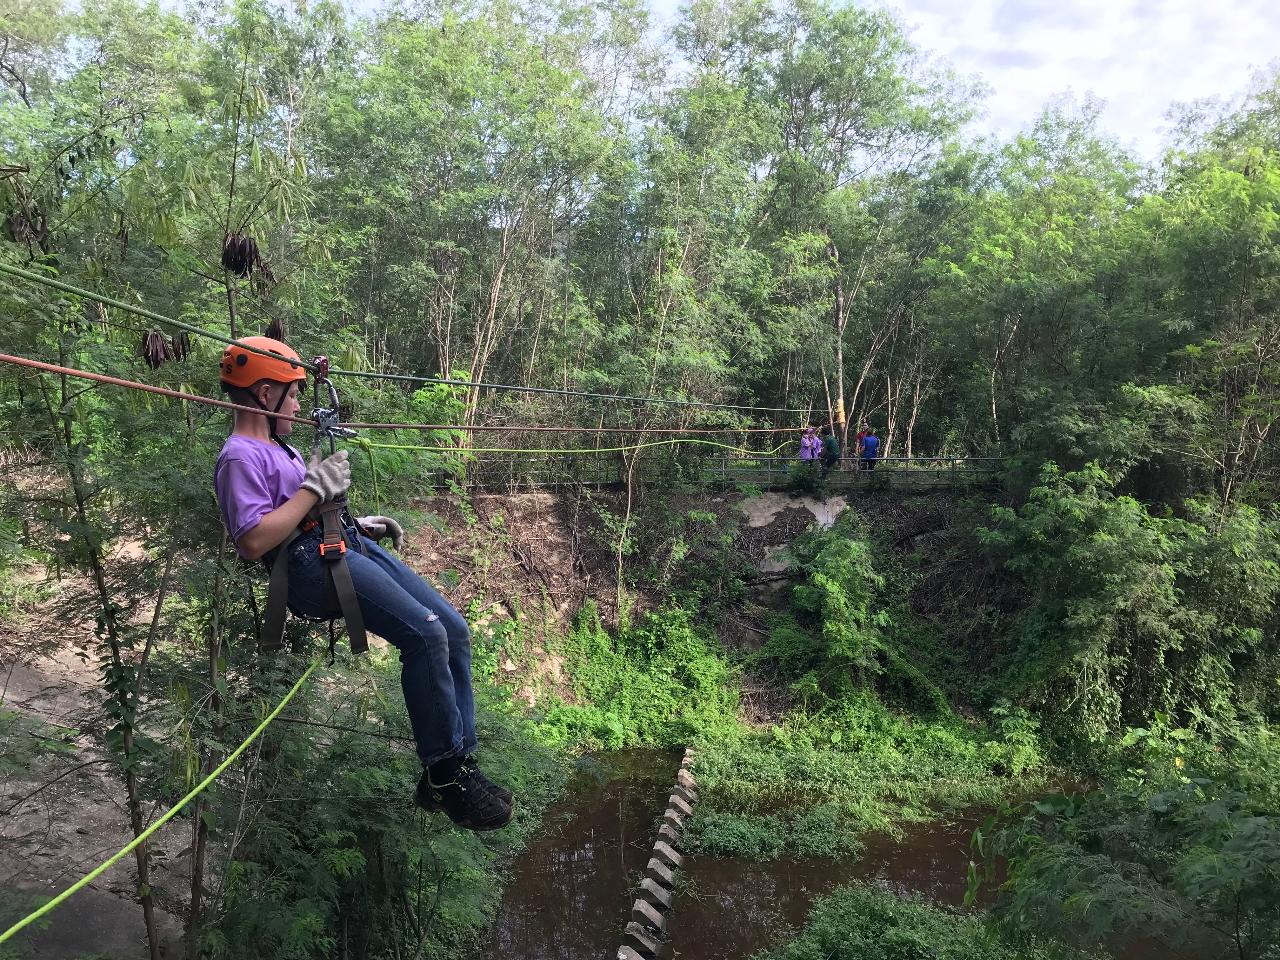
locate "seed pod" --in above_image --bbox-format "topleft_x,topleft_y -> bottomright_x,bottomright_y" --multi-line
221,233 -> 239,273
221,231 -> 262,277
141,329 -> 172,369
171,331 -> 191,362
254,259 -> 276,290
264,316 -> 285,341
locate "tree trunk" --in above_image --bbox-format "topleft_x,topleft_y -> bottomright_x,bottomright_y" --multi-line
43,347 -> 162,960
188,534 -> 229,959
883,372 -> 898,458
990,314 -> 1020,446
222,49 -> 249,340
614,449 -> 639,625
828,239 -> 848,440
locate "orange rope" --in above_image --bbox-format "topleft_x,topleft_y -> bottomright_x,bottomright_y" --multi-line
0,352 -> 315,425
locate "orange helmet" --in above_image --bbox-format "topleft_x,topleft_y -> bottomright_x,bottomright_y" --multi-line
219,336 -> 307,388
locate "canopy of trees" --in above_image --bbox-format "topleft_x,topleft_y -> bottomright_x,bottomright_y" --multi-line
2,2 -> 1278,959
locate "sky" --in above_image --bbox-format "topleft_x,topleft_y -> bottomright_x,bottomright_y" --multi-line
649,0 -> 1278,159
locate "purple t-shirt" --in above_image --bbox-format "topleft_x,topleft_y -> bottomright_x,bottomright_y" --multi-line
214,434 -> 306,555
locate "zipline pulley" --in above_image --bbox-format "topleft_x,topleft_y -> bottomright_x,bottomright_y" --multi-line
309,356 -> 357,458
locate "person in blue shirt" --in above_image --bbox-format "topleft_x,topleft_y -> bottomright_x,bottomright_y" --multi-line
860,426 -> 880,470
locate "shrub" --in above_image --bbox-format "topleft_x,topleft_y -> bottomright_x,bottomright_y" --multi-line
751,884 -> 1082,960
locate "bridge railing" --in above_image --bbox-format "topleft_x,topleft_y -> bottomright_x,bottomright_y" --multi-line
695,455 -> 1004,489
417,451 -> 1004,492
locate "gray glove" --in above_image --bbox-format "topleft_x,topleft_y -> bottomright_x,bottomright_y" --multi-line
357,515 -> 404,550
300,450 -> 351,505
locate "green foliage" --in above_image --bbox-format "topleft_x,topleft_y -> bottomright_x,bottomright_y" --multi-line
761,516 -> 948,713
750,884 -> 1082,960
188,649 -> 568,960
786,461 -> 825,497
978,462 -> 1280,751
976,724 -> 1280,960
3,0 -> 1280,956
682,506 -> 1050,862
693,803 -> 864,860
688,693 -> 1045,854
540,604 -> 739,749
631,498 -> 752,609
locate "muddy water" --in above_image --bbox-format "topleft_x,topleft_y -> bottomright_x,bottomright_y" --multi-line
471,749 -> 677,960
665,808 -> 1227,960
665,810 -> 988,960
474,758 -> 1226,960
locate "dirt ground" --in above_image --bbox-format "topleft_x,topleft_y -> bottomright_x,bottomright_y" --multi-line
1,572 -> 186,960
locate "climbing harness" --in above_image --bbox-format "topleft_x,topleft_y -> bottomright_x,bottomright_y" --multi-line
260,357 -> 368,658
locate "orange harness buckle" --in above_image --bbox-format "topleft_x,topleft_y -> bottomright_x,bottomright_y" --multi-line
318,539 -> 347,560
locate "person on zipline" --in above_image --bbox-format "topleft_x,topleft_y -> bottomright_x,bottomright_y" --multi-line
212,336 -> 514,832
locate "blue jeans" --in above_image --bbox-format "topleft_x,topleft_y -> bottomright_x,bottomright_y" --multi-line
285,529 -> 476,767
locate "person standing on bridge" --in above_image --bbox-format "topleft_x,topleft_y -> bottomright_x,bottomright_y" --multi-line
212,336 -> 515,832
820,425 -> 842,478
854,422 -> 869,470
860,426 -> 880,470
798,425 -> 821,467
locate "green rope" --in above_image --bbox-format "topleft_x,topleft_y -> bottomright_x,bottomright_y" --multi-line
0,655 -> 325,946
352,438 -> 384,514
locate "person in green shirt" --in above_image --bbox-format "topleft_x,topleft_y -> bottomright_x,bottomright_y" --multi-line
820,425 -> 841,478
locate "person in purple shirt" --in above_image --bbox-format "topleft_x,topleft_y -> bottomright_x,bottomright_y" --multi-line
214,336 -> 513,832
798,425 -> 821,465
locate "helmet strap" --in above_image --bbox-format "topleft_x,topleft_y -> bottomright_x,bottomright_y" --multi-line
269,385 -> 301,461
233,383 -> 301,461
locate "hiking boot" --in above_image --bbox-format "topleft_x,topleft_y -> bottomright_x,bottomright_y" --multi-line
416,757 -> 515,811
462,756 -> 514,807
415,760 -> 513,831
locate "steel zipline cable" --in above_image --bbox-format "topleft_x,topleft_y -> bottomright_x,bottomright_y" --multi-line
0,353 -> 799,439
0,261 -> 808,415
0,261 -> 324,372
324,367 -> 804,414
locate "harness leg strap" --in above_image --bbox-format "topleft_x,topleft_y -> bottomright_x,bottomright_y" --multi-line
262,528 -> 301,652
319,502 -> 369,655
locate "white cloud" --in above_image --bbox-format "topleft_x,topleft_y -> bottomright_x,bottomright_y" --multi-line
894,0 -> 1278,157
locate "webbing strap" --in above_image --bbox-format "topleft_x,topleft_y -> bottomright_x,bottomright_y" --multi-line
318,502 -> 368,655
261,528 -> 302,651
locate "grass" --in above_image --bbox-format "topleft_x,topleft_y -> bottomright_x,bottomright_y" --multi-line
749,884 -> 1085,960
536,603 -> 741,749
687,693 -> 1049,856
